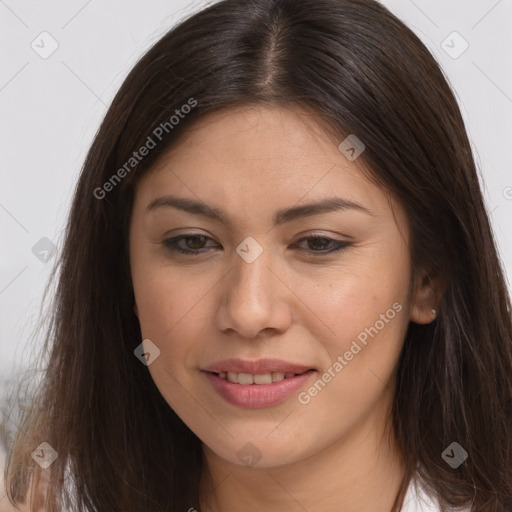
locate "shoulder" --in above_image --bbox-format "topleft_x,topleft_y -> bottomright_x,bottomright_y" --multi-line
401,476 -> 472,512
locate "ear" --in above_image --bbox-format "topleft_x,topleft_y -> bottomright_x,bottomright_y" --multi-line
410,267 -> 446,325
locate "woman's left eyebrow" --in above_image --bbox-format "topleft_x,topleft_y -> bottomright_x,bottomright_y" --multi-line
145,194 -> 378,227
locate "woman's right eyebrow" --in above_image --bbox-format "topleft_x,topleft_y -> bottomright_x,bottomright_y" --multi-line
145,194 -> 378,227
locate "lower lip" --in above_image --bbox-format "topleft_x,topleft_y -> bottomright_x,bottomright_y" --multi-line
203,370 -> 316,409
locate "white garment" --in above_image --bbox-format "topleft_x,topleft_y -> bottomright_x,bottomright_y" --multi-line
401,477 -> 472,512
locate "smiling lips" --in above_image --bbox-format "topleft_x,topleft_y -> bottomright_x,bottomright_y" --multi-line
202,358 -> 317,408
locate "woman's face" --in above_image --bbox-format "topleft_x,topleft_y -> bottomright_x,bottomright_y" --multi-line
129,105 -> 430,469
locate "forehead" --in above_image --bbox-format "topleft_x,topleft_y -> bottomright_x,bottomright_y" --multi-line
132,105 -> 403,229
152,104 -> 361,178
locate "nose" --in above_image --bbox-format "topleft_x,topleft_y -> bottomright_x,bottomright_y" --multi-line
215,246 -> 293,339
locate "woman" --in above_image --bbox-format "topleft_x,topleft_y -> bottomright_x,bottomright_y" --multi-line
3,0 -> 512,510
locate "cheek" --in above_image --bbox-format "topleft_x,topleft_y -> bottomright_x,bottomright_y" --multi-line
300,263 -> 409,351
132,265 -> 215,384
132,254 -> 203,336
134,280 -> 200,354
132,273 -> 207,411
293,280 -> 408,443
296,246 -> 411,397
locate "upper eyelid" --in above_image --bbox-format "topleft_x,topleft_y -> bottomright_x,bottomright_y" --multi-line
162,232 -> 346,243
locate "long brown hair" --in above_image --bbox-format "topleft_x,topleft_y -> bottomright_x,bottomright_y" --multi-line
4,0 -> 512,510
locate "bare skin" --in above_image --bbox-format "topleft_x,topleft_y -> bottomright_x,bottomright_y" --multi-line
129,105 -> 441,512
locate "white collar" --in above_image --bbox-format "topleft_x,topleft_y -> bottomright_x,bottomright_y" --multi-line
401,477 -> 440,511
400,476 -> 471,512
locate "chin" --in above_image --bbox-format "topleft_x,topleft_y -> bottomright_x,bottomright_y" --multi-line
202,432 -> 317,470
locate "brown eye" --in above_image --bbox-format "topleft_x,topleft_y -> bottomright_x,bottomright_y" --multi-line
161,234 -> 350,257
162,235 -> 217,255
295,236 -> 350,255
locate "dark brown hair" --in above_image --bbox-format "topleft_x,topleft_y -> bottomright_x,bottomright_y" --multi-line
4,0 -> 512,510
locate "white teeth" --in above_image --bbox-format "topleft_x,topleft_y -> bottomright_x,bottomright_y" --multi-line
253,373 -> 273,384
272,372 -> 285,382
227,371 -> 238,383
238,373 -> 254,385
217,371 -> 301,384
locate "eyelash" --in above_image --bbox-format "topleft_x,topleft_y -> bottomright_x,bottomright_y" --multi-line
161,234 -> 350,256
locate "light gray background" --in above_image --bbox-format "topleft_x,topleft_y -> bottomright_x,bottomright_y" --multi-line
1,0 -> 511,381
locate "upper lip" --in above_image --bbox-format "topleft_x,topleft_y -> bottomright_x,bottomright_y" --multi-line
202,358 -> 315,375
